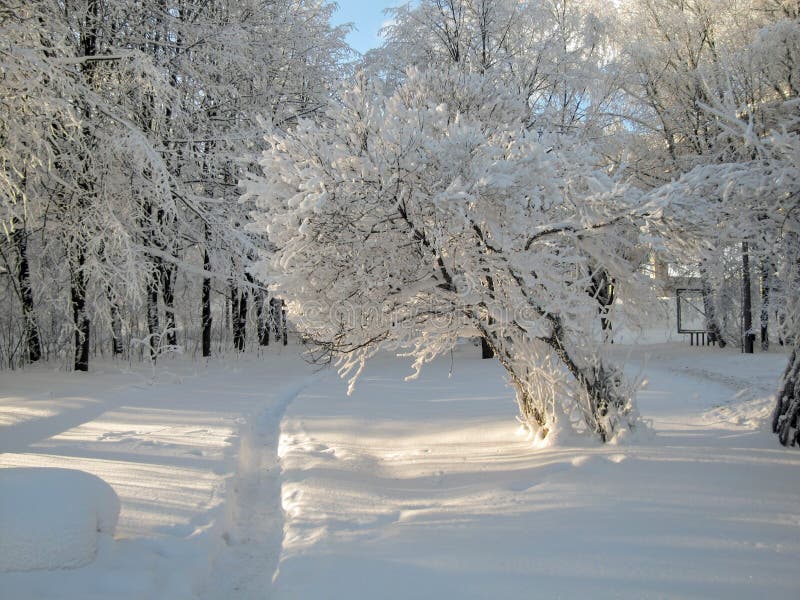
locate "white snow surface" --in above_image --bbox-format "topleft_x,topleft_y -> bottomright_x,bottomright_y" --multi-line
1,341 -> 799,598
0,468 -> 119,572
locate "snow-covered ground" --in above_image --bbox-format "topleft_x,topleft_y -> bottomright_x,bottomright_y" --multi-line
1,341 -> 798,599
0,349 -> 319,599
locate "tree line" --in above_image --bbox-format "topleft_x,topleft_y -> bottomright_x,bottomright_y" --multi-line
0,0 -> 349,368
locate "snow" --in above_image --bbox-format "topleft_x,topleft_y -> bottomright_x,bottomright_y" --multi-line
0,350 -> 319,598
273,345 -> 800,599
1,341 -> 799,598
0,468 -> 119,571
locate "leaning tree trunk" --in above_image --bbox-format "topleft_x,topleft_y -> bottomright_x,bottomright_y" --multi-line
480,315 -> 632,442
13,227 -> 42,363
542,315 -> 631,442
773,346 -> 800,447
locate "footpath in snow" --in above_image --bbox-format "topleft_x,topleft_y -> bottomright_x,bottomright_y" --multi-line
1,341 -> 799,599
0,350 -> 320,599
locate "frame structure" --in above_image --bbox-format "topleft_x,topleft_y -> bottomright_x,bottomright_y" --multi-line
676,288 -> 713,346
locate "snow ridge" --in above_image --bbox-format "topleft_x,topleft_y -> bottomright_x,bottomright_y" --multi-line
197,371 -> 328,599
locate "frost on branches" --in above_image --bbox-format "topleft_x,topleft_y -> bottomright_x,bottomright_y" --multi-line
246,70 -> 653,442
646,103 -> 800,445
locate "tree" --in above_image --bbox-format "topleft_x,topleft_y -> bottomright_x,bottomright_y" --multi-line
644,94 -> 799,447
374,0 -> 620,135
0,2 -> 82,365
246,69 -> 650,442
0,0 -> 349,368
615,0 -> 798,350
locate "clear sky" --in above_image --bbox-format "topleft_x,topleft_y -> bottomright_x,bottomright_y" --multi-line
330,1 -> 400,55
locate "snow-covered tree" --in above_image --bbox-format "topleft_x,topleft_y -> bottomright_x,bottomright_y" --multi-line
246,69 -> 653,442
639,6 -> 799,444
0,2 -> 81,364
368,0 -> 642,348
0,0 -> 349,369
373,0 -> 620,135
615,0 -> 798,351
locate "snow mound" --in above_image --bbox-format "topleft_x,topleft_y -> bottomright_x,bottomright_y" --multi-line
0,468 -> 120,572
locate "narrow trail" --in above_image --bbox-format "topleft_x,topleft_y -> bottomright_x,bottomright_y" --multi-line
664,363 -> 776,399
196,372 -> 328,600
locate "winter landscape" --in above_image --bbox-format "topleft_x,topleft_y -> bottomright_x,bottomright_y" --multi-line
1,0 -> 799,599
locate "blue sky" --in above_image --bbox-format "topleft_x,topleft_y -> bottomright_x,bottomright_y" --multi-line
331,1 -> 400,54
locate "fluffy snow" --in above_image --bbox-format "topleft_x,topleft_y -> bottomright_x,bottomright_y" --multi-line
1,341 -> 799,598
0,468 -> 119,571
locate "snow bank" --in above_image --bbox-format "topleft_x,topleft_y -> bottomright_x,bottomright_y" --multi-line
0,468 -> 120,572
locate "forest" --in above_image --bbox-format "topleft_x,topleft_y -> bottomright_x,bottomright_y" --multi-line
4,0 -> 797,445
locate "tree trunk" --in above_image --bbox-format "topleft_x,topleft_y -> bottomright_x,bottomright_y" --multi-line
481,336 -> 494,359
773,236 -> 800,446
231,285 -> 247,352
231,286 -> 239,350
13,228 -> 42,363
147,267 -> 160,361
699,261 -> 726,348
67,0 -> 97,373
480,315 -> 632,442
542,315 -> 630,442
71,246 -> 90,372
281,300 -> 288,346
239,288 -> 248,351
590,267 -> 615,342
760,259 -> 770,352
741,242 -> 754,354
269,297 -> 281,341
159,261 -> 177,348
481,275 -> 495,358
257,291 -> 269,346
110,300 -> 123,356
202,248 -> 212,358
773,346 -> 800,447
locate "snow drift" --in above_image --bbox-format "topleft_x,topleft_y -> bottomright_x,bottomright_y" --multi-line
0,468 -> 120,572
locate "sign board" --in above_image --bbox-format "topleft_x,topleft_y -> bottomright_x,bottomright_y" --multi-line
676,288 -> 707,333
